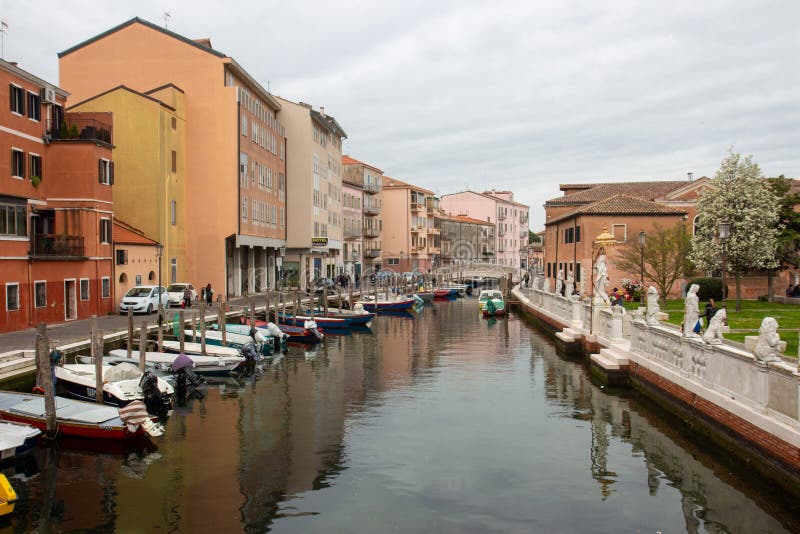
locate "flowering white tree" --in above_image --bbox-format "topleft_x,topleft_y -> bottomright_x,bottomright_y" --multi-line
690,152 -> 780,311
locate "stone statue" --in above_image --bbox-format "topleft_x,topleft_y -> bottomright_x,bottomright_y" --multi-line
594,254 -> 610,305
683,284 -> 700,338
542,278 -> 551,293
565,273 -> 574,299
702,308 -> 727,345
645,286 -> 660,325
753,317 -> 783,362
555,270 -> 564,296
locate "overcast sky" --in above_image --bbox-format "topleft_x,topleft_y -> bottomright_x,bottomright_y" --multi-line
3,1 -> 798,228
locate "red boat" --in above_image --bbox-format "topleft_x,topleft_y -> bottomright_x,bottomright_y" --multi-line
434,288 -> 457,298
0,391 -> 147,441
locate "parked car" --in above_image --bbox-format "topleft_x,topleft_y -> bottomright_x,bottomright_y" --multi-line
166,283 -> 198,307
119,285 -> 169,314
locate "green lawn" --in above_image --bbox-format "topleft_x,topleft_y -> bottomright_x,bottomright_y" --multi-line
622,299 -> 800,358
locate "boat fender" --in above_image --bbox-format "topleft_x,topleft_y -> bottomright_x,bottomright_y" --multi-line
303,320 -> 318,330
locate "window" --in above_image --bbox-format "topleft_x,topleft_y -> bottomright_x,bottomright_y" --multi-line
5,283 -> 19,311
101,277 -> 110,299
9,85 -> 23,114
171,200 -> 176,226
80,278 -> 89,301
242,197 -> 248,221
575,226 -> 581,243
98,159 -> 114,185
11,149 -> 24,178
27,91 -> 41,121
387,258 -> 399,265
135,274 -> 142,286
171,258 -> 177,284
116,249 -> 128,265
0,202 -> 27,236
612,223 -> 627,243
576,263 -> 582,283
100,219 -> 111,244
29,154 -> 42,182
171,117 -> 177,130
34,281 -> 46,308
171,150 -> 177,173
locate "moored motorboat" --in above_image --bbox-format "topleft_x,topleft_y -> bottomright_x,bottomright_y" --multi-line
55,363 -> 174,409
478,289 -> 506,316
108,349 -> 244,376
356,295 -> 416,311
434,288 -> 457,298
161,340 -> 242,359
310,308 -> 374,326
183,329 -> 272,356
0,391 -> 160,440
277,312 -> 350,330
0,420 -> 41,463
244,319 -> 324,343
414,291 -> 434,302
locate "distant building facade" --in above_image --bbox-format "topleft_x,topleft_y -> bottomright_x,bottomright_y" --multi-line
438,214 -> 495,267
342,156 -> 383,273
342,181 -> 363,277
113,220 -> 161,303
277,97 -> 346,289
381,176 -> 440,273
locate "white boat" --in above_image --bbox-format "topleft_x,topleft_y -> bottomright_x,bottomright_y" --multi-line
441,284 -> 468,297
0,420 -> 41,462
478,289 -> 506,316
161,340 -> 241,358
55,363 -> 174,407
108,349 -> 244,376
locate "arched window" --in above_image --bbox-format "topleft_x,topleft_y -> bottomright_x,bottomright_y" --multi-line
148,270 -> 156,281
119,273 -> 127,284
693,215 -> 700,235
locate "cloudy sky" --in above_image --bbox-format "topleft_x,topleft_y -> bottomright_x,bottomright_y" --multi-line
3,1 -> 798,227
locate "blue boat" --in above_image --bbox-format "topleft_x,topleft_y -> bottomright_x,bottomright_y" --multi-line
277,312 -> 351,330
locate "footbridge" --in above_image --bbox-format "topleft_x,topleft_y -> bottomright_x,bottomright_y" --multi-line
433,262 -> 524,282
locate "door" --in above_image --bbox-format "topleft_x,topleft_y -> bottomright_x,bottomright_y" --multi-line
64,279 -> 77,320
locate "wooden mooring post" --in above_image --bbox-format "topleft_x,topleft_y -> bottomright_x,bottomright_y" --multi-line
35,323 -> 57,437
179,310 -> 186,353
91,316 -> 104,404
199,300 -> 207,355
139,320 -> 148,371
127,308 -> 134,358
218,301 -> 227,347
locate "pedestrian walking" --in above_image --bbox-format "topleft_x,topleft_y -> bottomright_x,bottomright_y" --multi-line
205,282 -> 213,305
183,286 -> 193,309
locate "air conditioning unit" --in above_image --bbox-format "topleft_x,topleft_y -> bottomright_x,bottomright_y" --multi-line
40,87 -> 56,104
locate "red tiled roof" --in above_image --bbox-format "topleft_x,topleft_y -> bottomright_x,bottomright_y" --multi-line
545,194 -> 687,226
383,175 -> 434,195
546,181 -> 691,206
342,155 -> 382,173
113,220 -> 159,246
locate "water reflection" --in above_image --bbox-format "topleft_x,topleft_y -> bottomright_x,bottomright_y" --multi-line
0,298 -> 797,532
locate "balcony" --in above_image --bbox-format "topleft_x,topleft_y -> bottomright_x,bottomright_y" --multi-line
30,234 -> 86,259
363,227 -> 381,238
427,226 -> 440,235
364,182 -> 381,194
410,226 -> 421,233
410,202 -> 423,211
48,112 -> 113,145
364,248 -> 381,258
497,227 -> 506,236
497,212 -> 507,221
363,200 -> 381,215
344,227 -> 361,239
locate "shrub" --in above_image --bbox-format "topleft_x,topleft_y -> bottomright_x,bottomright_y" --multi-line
689,277 -> 723,301
758,295 -> 769,302
69,124 -> 79,138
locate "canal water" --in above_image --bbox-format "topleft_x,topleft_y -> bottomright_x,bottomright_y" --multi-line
2,298 -> 799,532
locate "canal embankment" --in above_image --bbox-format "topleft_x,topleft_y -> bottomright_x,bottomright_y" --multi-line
512,283 -> 800,495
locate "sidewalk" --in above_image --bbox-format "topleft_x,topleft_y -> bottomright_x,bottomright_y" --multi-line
0,295 -> 258,353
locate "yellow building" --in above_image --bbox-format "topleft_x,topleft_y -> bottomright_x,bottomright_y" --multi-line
70,85 -> 187,287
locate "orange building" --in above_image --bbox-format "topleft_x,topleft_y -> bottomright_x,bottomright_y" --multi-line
381,176 -> 440,273
58,18 -> 286,299
0,59 -> 114,333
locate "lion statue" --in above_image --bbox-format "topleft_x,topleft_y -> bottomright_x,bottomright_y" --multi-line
702,308 -> 727,345
753,317 -> 783,363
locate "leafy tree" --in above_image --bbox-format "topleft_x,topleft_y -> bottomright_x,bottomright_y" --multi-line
690,152 -> 780,311
528,231 -> 541,244
614,222 -> 690,303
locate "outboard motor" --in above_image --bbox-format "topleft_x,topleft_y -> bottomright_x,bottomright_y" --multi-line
266,322 -> 289,352
171,352 -> 204,403
139,370 -> 171,416
240,329 -> 261,375
303,319 -> 323,341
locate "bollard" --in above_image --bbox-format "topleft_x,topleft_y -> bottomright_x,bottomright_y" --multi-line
35,323 -> 56,437
139,320 -> 148,372
179,310 -> 186,353
218,303 -> 227,347
199,300 -> 207,355
127,308 -> 134,358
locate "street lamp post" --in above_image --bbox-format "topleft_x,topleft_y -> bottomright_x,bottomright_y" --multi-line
638,231 -> 646,306
718,221 -> 730,308
156,243 -> 163,324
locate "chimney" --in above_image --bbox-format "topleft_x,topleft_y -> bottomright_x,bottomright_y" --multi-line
687,172 -> 694,181
320,106 -> 326,117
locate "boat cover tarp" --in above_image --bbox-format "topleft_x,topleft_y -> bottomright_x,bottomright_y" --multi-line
104,363 -> 142,382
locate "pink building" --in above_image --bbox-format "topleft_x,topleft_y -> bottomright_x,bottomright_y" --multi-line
342,181 -> 363,276
440,190 -> 529,269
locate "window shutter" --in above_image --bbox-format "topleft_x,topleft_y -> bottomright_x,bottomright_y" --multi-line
98,159 -> 103,184
8,85 -> 12,111
109,161 -> 115,185
21,152 -> 26,179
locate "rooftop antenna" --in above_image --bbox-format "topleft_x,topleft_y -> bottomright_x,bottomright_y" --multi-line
0,20 -> 8,60
162,12 -> 171,30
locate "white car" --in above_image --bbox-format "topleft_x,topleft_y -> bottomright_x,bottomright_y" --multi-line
119,285 -> 169,314
166,283 -> 198,307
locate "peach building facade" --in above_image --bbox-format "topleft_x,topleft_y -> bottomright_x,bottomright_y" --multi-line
276,97 -> 346,289
342,181 -> 364,277
381,177 -> 440,273
342,156 -> 383,273
112,220 -> 160,300
440,190 -> 529,268
0,59 -> 114,332
58,17 -> 286,299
